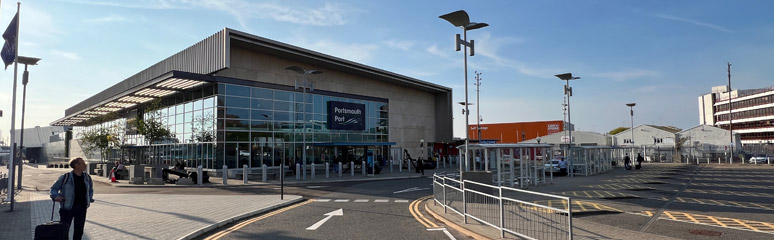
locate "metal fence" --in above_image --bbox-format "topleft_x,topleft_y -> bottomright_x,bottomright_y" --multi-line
433,172 -> 573,239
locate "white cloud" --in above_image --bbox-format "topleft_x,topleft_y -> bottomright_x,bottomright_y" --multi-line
473,32 -> 560,78
65,0 -> 354,28
426,44 -> 453,59
593,69 -> 659,82
51,50 -> 81,61
383,39 -> 414,51
654,14 -> 732,33
84,14 -> 131,23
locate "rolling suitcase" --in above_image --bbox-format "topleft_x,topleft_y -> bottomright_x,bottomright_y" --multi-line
624,163 -> 632,170
34,201 -> 68,240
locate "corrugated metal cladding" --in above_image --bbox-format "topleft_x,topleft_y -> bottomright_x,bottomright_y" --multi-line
64,29 -> 229,116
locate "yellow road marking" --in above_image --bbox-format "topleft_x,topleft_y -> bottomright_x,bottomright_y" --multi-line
707,216 -> 727,227
732,218 -> 759,231
707,199 -> 724,206
664,211 -> 677,221
758,221 -> 774,229
675,197 -> 686,203
749,202 -> 770,209
575,201 -> 588,211
682,212 -> 700,223
692,198 -> 705,204
204,200 -> 311,240
585,191 -> 593,198
409,196 -> 438,229
728,201 -> 746,208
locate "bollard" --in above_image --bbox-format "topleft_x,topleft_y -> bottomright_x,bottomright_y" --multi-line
311,163 -> 316,180
362,160 -> 366,176
351,161 -> 355,177
296,164 -> 301,181
243,164 -> 248,184
223,165 -> 228,185
197,165 -> 203,186
325,162 -> 330,178
303,163 -> 307,181
262,164 -> 267,182
390,156 -> 394,173
399,156 -> 402,173
338,162 -> 343,177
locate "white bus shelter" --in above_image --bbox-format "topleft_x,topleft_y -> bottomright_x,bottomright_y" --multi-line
458,143 -> 554,189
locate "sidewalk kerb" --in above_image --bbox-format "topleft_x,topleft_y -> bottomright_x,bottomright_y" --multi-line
423,199 -> 492,240
176,196 -> 303,240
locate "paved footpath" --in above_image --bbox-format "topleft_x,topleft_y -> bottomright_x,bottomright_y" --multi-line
2,190 -> 301,240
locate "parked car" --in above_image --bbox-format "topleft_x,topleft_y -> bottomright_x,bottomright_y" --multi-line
544,159 -> 561,173
748,155 -> 770,164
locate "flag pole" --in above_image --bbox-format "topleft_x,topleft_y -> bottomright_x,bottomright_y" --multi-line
7,2 -> 19,212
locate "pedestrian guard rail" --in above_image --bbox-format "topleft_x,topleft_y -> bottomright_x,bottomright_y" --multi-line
433,172 -> 573,240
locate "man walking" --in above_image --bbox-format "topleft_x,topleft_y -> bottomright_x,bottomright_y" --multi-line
50,157 -> 94,240
636,153 -> 644,170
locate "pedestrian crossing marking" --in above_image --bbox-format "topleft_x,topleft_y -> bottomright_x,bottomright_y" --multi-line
638,210 -> 774,234
560,190 -> 774,211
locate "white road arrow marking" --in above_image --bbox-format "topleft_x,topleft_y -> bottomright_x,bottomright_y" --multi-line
393,187 -> 429,194
306,208 -> 343,230
427,228 -> 456,240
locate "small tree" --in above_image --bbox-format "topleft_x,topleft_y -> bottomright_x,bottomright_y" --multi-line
79,127 -> 119,163
136,100 -> 174,164
192,113 -> 215,143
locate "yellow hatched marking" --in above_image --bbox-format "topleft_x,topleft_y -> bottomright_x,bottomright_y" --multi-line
682,213 -> 700,224
692,198 -> 705,204
707,199 -> 725,206
728,201 -> 747,207
748,202 -> 770,210
732,218 -> 759,231
596,191 -> 607,198
562,199 -> 569,211
663,211 -> 677,221
575,201 -> 589,211
644,211 -> 653,217
584,191 -> 594,198
757,221 -> 774,230
707,216 -> 727,227
675,197 -> 687,203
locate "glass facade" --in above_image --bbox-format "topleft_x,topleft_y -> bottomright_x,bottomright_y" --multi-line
76,82 -> 390,170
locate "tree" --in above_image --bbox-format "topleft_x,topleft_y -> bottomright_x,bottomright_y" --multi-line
136,100 -> 174,164
608,127 -> 629,135
78,127 -> 119,163
192,113 -> 215,143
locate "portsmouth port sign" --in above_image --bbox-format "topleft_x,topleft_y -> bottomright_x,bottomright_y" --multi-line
328,101 -> 366,130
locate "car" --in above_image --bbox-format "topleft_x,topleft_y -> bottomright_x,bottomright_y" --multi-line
748,155 -> 770,164
544,159 -> 561,173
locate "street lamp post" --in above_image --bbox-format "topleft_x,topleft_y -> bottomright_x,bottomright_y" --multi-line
16,56 -> 39,190
555,73 -> 579,169
474,71 -> 482,140
286,66 -> 321,198
440,10 -> 488,174
626,103 -> 636,158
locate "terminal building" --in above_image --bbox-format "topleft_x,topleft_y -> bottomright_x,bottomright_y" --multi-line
699,85 -> 774,145
50,28 -> 453,170
467,120 -> 572,144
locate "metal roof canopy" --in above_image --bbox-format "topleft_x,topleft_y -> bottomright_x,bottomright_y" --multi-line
460,143 -> 554,149
51,71 -> 214,126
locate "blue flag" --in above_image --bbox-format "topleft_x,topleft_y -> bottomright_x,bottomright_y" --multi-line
2,12 -> 19,70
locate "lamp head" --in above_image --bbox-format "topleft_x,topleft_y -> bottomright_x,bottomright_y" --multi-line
439,10 -> 470,28
626,103 -> 636,107
16,56 -> 41,65
555,73 -> 579,81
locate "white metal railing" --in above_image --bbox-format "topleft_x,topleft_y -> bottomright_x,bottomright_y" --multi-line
433,172 -> 573,239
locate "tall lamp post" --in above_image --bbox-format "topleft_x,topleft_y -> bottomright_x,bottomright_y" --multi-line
285,65 -> 321,198
555,73 -> 579,167
15,56 -> 39,190
474,71 -> 483,140
440,10 -> 488,173
626,103 -> 636,158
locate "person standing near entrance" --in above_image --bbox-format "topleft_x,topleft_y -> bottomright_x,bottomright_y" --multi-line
50,157 -> 95,240
636,153 -> 644,170
416,157 -> 425,176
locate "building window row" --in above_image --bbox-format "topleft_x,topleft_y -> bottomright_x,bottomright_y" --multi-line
716,107 -> 774,122
715,94 -> 773,112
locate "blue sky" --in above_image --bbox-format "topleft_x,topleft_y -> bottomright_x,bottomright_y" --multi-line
1,0 -> 773,142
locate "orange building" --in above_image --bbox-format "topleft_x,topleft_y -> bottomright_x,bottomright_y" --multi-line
468,120 -> 570,143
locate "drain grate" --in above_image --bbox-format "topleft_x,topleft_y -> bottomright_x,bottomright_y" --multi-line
689,229 -> 722,236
